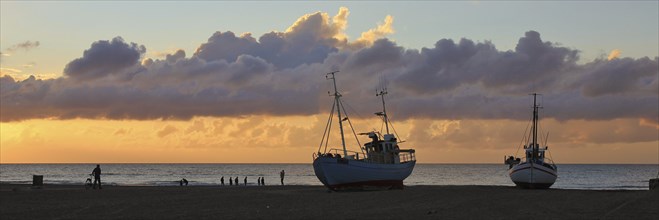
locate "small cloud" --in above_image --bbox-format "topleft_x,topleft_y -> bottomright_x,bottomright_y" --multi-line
607,49 -> 621,60
141,58 -> 154,66
0,67 -> 22,73
114,128 -> 130,135
157,125 -> 178,138
352,15 -> 395,47
63,37 -> 145,80
185,120 -> 207,134
149,48 -> 185,59
6,41 -> 40,52
22,62 -> 36,68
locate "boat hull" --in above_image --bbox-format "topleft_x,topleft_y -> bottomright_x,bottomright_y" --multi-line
313,156 -> 416,190
509,162 -> 557,189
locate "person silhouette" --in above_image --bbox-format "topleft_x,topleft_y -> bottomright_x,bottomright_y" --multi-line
221,176 -> 225,186
280,170 -> 285,185
229,177 -> 233,186
91,164 -> 102,189
235,177 -> 238,186
261,176 -> 265,186
244,176 -> 247,186
257,177 -> 261,186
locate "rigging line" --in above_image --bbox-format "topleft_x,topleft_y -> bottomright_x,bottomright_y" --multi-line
515,115 -> 533,157
339,99 -> 363,154
547,145 -> 555,165
323,102 -> 335,154
538,122 -> 544,147
343,99 -> 365,119
318,99 -> 336,153
388,116 -> 403,142
527,109 -> 534,144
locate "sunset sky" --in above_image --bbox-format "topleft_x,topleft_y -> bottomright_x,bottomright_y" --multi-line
1,1 -> 657,164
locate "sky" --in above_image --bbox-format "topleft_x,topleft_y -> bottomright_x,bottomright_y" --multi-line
1,1 -> 658,164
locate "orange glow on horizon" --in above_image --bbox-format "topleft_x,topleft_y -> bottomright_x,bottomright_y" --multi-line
1,116 -> 657,164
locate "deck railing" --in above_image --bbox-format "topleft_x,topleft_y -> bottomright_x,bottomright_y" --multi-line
399,150 -> 415,163
315,148 -> 416,164
516,156 -> 557,170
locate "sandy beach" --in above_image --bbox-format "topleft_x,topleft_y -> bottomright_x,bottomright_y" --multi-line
1,184 -> 657,219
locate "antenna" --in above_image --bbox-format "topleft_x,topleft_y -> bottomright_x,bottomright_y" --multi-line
376,75 -> 390,134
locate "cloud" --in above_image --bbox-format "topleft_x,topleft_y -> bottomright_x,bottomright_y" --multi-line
22,62 -> 36,68
193,7 -> 392,69
5,41 -> 40,52
185,120 -> 207,134
0,8 -> 656,125
607,49 -> 621,60
578,57 -> 658,97
0,67 -> 22,74
149,48 -> 185,59
114,128 -> 130,135
157,125 -> 178,138
405,118 -> 658,150
63,37 -> 146,80
350,15 -> 395,48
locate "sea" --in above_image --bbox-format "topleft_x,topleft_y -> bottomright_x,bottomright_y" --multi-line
1,164 -> 657,190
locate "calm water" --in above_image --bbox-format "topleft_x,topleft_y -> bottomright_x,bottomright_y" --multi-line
1,164 -> 656,190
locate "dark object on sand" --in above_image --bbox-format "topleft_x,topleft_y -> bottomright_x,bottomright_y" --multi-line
32,175 -> 43,188
180,178 -> 188,186
85,174 -> 93,189
650,178 -> 659,190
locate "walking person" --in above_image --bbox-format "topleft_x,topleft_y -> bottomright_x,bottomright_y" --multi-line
235,177 -> 239,186
230,177 -> 233,186
91,164 -> 102,189
221,176 -> 225,186
244,176 -> 247,186
280,170 -> 285,185
261,176 -> 265,185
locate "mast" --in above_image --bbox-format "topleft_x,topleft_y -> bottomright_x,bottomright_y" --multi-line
532,93 -> 538,160
327,71 -> 347,157
377,89 -> 390,134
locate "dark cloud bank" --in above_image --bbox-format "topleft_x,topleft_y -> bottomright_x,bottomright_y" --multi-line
1,11 -> 657,123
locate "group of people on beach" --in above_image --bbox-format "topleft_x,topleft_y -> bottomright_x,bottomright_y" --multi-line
219,176 -> 263,186
91,165 -> 287,187
217,170 -> 286,186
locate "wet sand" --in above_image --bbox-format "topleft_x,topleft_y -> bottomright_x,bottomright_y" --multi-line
1,184 -> 657,219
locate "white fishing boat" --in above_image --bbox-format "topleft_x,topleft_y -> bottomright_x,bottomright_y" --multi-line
505,93 -> 558,189
313,71 -> 416,190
